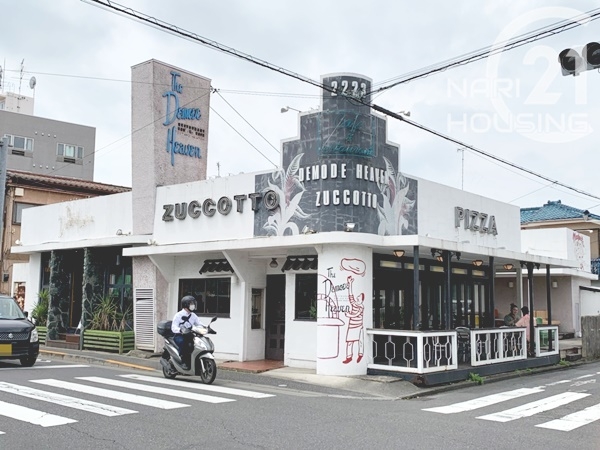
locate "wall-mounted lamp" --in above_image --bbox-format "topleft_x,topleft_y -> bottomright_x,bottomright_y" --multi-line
431,249 -> 444,262
583,210 -> 590,221
116,229 -> 123,236
552,280 -> 558,289
281,106 -> 302,113
472,259 -> 484,267
301,225 -> 316,235
393,249 -> 405,258
503,263 -> 514,270
14,240 -> 22,246
147,239 -> 157,246
508,281 -> 514,288
344,223 -> 356,232
269,258 -> 278,268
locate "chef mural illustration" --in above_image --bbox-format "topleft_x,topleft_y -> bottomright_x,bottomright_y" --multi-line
343,275 -> 365,364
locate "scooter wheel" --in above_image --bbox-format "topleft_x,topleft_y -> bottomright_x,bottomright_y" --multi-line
199,358 -> 217,384
162,362 -> 177,379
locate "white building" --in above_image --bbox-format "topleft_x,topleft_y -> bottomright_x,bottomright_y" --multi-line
13,61 -> 593,383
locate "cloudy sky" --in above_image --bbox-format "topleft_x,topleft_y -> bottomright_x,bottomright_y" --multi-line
3,0 -> 600,213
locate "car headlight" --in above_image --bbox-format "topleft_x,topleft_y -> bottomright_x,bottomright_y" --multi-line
30,328 -> 39,343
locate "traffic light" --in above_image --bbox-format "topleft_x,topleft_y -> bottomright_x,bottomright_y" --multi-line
558,41 -> 600,76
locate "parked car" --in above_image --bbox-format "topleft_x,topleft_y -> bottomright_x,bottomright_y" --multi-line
0,295 -> 39,366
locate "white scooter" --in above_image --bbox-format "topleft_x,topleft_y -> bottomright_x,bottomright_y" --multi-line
157,316 -> 217,384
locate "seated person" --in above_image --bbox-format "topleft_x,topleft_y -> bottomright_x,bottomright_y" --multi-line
503,304 -> 520,326
171,295 -> 205,370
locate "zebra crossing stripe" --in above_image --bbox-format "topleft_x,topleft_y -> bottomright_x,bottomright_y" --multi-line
121,374 -> 275,398
76,376 -> 235,404
536,403 -> 600,431
31,379 -> 189,410
0,382 -> 137,417
423,387 -> 544,414
478,392 -> 590,422
0,400 -> 76,427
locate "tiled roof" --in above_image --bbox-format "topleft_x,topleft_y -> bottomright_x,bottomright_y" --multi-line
521,200 -> 600,224
6,169 -> 130,195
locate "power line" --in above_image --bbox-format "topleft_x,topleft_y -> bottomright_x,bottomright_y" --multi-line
370,7 -> 600,95
82,0 -> 600,203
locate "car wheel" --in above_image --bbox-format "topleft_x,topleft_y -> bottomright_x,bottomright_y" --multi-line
20,356 -> 37,367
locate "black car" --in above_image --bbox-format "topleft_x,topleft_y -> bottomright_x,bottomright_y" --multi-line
0,295 -> 39,366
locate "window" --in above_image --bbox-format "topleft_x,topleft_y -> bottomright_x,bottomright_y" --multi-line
295,274 -> 317,320
178,278 -> 231,317
57,143 -> 84,162
6,134 -> 33,153
107,257 -> 133,315
251,288 -> 263,329
12,202 -> 37,224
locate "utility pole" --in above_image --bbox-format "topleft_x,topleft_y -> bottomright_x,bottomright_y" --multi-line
0,136 -> 7,289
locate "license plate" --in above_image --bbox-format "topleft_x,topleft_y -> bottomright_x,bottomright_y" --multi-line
0,344 -> 12,356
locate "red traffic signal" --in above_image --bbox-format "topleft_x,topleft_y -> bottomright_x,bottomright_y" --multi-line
559,41 -> 600,76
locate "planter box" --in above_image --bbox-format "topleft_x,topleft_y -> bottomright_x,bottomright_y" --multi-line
36,326 -> 47,345
83,330 -> 135,354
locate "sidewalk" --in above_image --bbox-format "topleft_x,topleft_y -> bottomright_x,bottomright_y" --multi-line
38,346 -> 592,399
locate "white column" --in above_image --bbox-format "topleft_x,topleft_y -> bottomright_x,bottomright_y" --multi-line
316,244 -> 372,376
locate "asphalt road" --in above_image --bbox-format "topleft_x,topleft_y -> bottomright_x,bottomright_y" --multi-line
0,357 -> 598,449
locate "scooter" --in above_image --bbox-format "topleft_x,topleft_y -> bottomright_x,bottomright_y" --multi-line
156,316 -> 218,384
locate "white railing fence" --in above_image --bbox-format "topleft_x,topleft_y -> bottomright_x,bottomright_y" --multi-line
534,325 -> 559,357
367,329 -> 458,374
470,328 -> 526,366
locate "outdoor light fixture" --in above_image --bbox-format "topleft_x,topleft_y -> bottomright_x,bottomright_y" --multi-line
552,280 -> 558,289
508,281 -> 514,288
393,249 -> 405,258
472,259 -> 484,267
503,263 -> 514,270
269,258 -> 278,268
431,249 -> 443,262
344,223 -> 356,232
281,106 -> 302,113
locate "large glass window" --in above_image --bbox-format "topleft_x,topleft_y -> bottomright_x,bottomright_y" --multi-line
178,278 -> 231,317
295,274 -> 317,321
107,258 -> 133,315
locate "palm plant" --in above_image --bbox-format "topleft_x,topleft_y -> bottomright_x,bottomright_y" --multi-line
31,289 -> 50,326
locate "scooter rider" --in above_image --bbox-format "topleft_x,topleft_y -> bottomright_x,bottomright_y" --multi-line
171,295 -> 205,370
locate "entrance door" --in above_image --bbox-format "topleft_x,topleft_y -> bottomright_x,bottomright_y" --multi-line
265,275 -> 285,360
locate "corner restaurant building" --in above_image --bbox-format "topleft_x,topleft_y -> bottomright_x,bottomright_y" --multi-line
14,61 -> 581,380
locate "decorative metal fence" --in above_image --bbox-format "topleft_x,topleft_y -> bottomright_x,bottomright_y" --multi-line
367,329 -> 458,374
470,328 -> 527,366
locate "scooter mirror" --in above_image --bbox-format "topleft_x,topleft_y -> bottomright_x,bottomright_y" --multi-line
210,316 -> 217,323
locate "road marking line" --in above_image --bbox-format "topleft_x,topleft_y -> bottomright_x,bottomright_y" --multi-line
77,376 -> 234,404
477,392 -> 590,422
31,379 -> 188,410
0,400 -> 76,427
537,403 -> 600,431
423,387 -> 544,414
121,374 -> 275,398
546,380 -> 571,386
0,364 -> 90,371
575,374 -> 594,379
105,360 -> 156,371
0,382 -> 137,417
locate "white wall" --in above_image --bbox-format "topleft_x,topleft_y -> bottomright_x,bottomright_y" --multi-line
416,176 -> 522,250
581,288 -> 600,316
522,228 -> 591,272
285,273 -> 318,369
153,172 -> 268,245
20,192 -> 133,245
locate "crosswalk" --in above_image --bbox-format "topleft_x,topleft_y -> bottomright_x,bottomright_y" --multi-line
0,373 -> 275,434
423,374 -> 600,432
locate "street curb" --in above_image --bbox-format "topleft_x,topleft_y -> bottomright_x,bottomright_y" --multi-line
400,359 -> 594,399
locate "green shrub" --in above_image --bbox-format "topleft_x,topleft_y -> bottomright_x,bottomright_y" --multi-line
31,289 -> 49,326
88,296 -> 132,332
468,372 -> 485,385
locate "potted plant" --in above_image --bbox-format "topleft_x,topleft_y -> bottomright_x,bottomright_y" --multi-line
31,289 -> 49,344
84,296 -> 134,354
